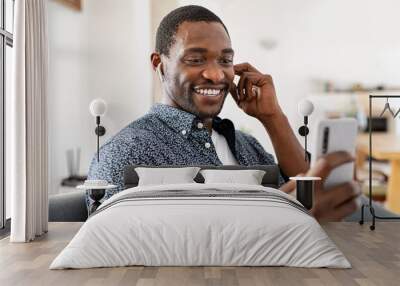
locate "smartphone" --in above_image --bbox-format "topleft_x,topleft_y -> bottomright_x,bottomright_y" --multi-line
311,118 -> 358,189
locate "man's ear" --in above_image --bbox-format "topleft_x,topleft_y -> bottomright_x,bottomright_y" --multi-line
150,53 -> 163,74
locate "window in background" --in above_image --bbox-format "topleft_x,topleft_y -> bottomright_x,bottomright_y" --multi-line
5,0 -> 13,33
0,0 -> 13,233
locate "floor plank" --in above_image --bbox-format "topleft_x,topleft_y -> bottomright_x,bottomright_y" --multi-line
0,222 -> 399,286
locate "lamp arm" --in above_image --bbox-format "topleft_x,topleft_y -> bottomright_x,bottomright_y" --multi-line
304,116 -> 308,162
97,116 -> 100,162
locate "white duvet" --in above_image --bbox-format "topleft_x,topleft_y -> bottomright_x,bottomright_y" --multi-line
50,183 -> 350,269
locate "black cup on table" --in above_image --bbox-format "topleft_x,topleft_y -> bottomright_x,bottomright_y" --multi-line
289,177 -> 321,210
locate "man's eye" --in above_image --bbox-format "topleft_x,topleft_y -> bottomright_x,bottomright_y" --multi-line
185,58 -> 204,64
220,58 -> 233,65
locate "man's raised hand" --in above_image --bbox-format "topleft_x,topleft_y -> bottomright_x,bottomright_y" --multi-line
230,62 -> 282,121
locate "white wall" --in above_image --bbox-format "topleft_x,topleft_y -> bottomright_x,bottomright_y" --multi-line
179,0 -> 400,154
48,1 -> 89,194
150,0 -> 179,102
48,0 -> 152,194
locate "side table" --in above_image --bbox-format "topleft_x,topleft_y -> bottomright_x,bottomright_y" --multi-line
77,184 -> 117,215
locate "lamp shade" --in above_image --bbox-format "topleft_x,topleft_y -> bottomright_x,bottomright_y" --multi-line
89,99 -> 107,117
298,99 -> 314,116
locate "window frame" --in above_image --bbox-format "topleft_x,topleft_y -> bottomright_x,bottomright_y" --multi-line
0,0 -> 14,231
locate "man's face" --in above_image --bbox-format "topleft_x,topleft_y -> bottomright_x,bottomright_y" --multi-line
162,21 -> 234,119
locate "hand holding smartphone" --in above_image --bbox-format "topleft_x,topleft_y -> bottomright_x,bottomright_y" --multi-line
311,118 -> 358,189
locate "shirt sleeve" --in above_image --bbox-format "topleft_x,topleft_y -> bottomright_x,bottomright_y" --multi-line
238,132 -> 287,187
86,136 -> 148,209
86,142 -> 127,209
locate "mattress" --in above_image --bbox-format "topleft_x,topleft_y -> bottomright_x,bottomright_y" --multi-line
50,183 -> 350,269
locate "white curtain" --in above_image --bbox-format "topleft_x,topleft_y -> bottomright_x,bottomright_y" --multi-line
10,0 -> 49,242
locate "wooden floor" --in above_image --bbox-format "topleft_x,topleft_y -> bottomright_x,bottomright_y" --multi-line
0,222 -> 399,286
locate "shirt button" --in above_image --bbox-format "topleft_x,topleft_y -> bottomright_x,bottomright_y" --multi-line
197,122 -> 204,129
181,130 -> 187,135
205,142 -> 211,148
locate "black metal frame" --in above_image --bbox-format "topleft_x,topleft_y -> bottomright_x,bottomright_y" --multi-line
0,0 -> 14,230
359,95 -> 400,230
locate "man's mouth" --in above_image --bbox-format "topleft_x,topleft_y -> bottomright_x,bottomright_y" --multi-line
193,87 -> 225,97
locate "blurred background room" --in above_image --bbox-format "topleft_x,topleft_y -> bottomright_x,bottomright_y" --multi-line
43,0 -> 400,215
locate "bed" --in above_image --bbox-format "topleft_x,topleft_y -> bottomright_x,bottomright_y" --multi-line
50,165 -> 350,269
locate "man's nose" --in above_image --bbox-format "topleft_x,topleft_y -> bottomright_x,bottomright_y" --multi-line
201,64 -> 225,83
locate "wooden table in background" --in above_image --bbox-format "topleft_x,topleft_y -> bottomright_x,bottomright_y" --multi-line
1,222 -> 400,286
357,133 -> 400,213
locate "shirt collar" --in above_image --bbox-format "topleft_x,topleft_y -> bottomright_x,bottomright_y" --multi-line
150,104 -> 198,135
149,104 -> 236,152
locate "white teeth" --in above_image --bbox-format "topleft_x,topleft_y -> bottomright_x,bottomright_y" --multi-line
194,88 -> 222,97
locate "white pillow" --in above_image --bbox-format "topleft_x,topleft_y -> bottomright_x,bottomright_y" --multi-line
135,167 -> 200,186
200,169 -> 266,185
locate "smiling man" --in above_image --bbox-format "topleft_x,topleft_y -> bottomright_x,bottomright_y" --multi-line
151,6 -> 309,178
88,5 -> 360,221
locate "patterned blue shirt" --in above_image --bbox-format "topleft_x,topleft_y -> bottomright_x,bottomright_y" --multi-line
87,103 -> 287,206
